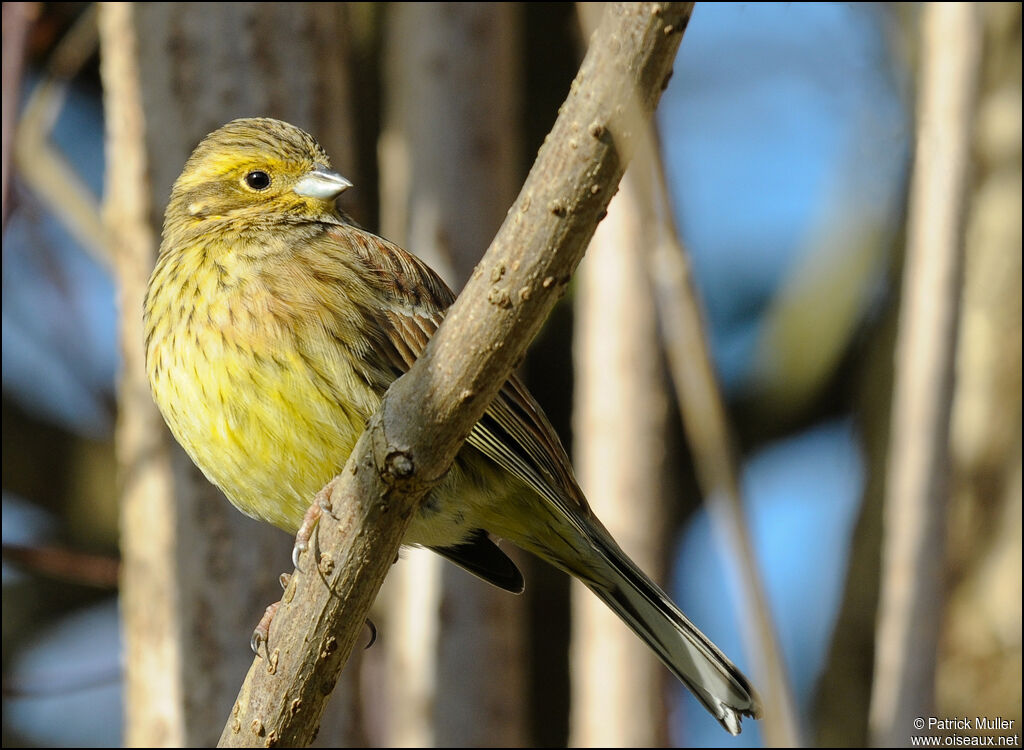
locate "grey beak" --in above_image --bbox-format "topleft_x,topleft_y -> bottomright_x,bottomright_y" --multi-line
293,164 -> 353,200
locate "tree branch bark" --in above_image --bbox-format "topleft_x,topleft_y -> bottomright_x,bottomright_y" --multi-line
218,3 -> 695,746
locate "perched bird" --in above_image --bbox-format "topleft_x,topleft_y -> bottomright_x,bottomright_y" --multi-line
144,117 -> 761,734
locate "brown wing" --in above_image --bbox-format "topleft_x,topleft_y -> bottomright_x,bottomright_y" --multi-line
328,223 -> 587,513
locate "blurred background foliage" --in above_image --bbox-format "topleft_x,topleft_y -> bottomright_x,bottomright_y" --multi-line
2,2 -> 1019,747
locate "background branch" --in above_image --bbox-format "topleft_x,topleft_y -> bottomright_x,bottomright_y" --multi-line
378,4 -> 527,746
219,3 -> 695,746
870,3 -> 981,744
570,5 -> 674,745
640,128 -> 801,745
2,1 -> 39,228
575,6 -> 797,741
570,108 -> 672,750
100,4 -> 363,744
98,7 -> 187,744
14,4 -> 108,268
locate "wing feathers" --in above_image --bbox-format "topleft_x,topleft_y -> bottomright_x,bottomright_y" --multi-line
431,531 -> 525,594
331,224 -> 585,513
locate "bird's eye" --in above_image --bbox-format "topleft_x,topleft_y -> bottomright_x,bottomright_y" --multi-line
244,170 -> 271,190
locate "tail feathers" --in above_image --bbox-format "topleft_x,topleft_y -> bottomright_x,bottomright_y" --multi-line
582,531 -> 762,735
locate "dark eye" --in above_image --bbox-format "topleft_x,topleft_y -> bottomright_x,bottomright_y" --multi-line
244,170 -> 271,190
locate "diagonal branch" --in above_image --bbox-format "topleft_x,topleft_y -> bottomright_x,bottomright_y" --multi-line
218,3 -> 695,746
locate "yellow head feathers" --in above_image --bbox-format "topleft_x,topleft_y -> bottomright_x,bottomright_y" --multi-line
164,117 -> 348,232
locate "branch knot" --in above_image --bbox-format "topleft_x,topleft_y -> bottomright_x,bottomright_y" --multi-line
384,450 -> 415,479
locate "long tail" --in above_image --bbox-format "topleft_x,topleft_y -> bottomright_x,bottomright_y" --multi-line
567,523 -> 762,735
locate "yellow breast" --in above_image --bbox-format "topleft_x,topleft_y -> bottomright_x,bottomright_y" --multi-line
144,242 -> 378,532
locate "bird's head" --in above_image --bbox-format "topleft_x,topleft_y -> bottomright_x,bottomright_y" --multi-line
164,117 -> 351,235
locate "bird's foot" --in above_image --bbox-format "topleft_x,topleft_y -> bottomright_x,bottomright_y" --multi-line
250,600 -> 281,656
292,477 -> 340,570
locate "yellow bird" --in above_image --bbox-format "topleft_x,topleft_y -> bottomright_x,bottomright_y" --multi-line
144,117 -> 761,734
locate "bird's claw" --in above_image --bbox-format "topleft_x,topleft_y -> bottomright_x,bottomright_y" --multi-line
291,504 -> 321,571
251,601 -> 281,657
292,482 -> 334,570
364,618 -> 378,650
291,540 -> 308,571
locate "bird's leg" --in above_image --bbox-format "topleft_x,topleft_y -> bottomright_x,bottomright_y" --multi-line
253,478 -> 381,656
251,477 -> 380,651
250,601 -> 280,656
292,476 -> 341,570
252,478 -> 333,654
252,477 -> 336,655
250,573 -> 291,656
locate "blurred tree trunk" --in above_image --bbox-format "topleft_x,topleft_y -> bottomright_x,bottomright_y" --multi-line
570,159 -> 672,746
817,5 -> 1014,745
377,3 -> 527,746
938,1 -> 1022,733
870,3 -> 981,744
99,3 -> 364,745
814,292 -> 895,747
812,7 -> 910,743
